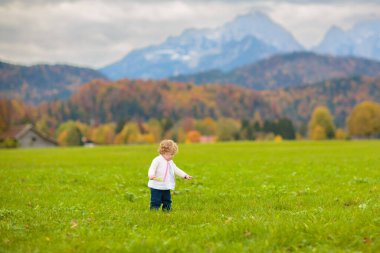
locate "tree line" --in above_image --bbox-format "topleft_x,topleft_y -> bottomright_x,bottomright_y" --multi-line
308,101 -> 380,140
1,97 -> 379,147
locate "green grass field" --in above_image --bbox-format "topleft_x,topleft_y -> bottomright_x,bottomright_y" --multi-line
1,141 -> 379,252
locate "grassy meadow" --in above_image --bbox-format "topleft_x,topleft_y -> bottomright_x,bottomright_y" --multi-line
0,141 -> 379,252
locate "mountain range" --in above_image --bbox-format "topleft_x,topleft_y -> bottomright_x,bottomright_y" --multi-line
2,52 -> 380,104
314,19 -> 380,61
170,52 -> 380,89
100,11 -> 303,80
100,11 -> 380,81
0,61 -> 107,104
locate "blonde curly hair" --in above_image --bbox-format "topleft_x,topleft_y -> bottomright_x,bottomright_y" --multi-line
158,139 -> 178,155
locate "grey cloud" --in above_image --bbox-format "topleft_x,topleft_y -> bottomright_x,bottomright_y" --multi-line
1,0 -> 380,67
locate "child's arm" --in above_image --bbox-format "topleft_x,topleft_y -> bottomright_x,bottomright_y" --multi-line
148,158 -> 159,180
172,162 -> 192,180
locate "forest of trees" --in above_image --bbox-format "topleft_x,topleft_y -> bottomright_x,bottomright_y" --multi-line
1,78 -> 380,147
1,97 -> 379,147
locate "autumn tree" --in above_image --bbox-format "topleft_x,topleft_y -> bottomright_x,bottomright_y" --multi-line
194,117 -> 217,136
164,124 -> 186,143
181,117 -> 195,132
114,122 -> 139,144
310,125 -> 326,140
114,121 -> 155,144
147,118 -> 163,142
10,99 -> 28,124
335,129 -> 346,140
308,106 -> 335,140
35,115 -> 57,137
114,122 -> 140,144
0,99 -> 32,132
186,130 -> 201,143
75,121 -> 91,140
91,123 -> 116,145
56,121 -> 82,146
347,101 -> 380,138
216,118 -> 240,141
0,99 -> 12,132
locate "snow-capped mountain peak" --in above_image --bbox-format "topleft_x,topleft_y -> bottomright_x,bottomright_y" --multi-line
100,11 -> 304,80
314,19 -> 380,60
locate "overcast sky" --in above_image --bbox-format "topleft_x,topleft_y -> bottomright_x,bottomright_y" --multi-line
1,0 -> 380,68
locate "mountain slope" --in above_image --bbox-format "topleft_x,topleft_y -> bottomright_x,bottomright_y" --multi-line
0,61 -> 107,104
314,19 -> 380,61
100,11 -> 303,80
170,52 -> 380,90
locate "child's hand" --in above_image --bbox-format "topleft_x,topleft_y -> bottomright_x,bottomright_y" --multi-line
184,175 -> 193,180
149,176 -> 155,180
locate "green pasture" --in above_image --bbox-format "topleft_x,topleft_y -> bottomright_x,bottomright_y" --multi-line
0,141 -> 379,252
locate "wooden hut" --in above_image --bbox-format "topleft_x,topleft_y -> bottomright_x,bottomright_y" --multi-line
0,124 -> 57,148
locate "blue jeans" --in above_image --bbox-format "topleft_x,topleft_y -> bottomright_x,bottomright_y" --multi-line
150,188 -> 172,211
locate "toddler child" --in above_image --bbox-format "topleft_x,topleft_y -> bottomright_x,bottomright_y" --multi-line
148,139 -> 192,211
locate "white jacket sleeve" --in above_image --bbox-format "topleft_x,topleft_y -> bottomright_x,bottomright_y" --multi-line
172,161 -> 187,178
148,158 -> 158,178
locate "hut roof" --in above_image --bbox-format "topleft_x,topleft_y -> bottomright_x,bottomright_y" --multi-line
0,124 -> 57,145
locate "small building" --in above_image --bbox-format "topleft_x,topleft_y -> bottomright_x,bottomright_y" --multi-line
81,136 -> 95,147
0,124 -> 57,148
200,135 -> 216,143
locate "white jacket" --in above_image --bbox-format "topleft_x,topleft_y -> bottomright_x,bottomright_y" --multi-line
147,155 -> 187,190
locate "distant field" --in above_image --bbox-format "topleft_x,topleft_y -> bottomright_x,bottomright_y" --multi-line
0,141 -> 379,252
